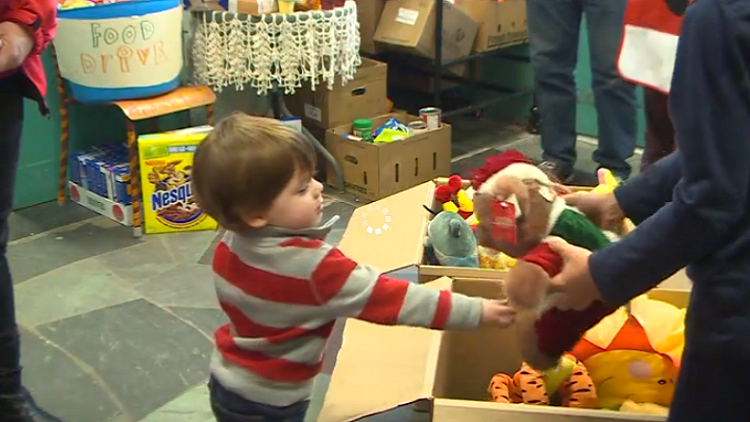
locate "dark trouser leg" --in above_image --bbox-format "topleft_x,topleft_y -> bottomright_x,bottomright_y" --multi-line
527,0 -> 583,178
584,0 -> 638,180
0,77 -> 24,403
668,346 -> 750,422
641,87 -> 675,173
0,77 -> 62,422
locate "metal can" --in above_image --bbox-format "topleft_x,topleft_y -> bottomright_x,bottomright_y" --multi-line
419,107 -> 442,130
408,120 -> 428,135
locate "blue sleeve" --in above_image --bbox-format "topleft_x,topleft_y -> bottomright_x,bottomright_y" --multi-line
613,152 -> 682,225
588,0 -> 750,306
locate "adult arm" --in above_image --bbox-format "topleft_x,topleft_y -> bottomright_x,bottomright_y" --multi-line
589,0 -> 750,306
613,151 -> 682,225
0,0 -> 57,71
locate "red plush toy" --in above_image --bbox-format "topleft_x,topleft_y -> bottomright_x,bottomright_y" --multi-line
471,150 -> 619,370
435,175 -> 473,219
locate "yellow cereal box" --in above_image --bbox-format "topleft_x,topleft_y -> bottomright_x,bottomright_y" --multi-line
138,131 -> 217,234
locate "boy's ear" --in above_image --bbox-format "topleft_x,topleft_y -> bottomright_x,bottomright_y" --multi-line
245,215 -> 268,228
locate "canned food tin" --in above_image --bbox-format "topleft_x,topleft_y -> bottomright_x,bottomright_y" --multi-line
408,120 -> 428,134
419,107 -> 442,130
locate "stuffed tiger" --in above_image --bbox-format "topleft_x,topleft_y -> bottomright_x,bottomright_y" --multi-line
488,354 -> 598,408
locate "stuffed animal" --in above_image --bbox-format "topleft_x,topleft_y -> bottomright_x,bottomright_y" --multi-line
423,210 -> 479,268
572,295 -> 684,410
470,150 -> 620,370
488,354 -> 598,408
590,168 -> 636,234
435,175 -> 474,220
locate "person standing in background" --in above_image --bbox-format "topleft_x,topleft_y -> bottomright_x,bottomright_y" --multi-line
0,0 -> 64,421
618,0 -> 692,172
528,0 -> 638,185
641,88 -> 675,172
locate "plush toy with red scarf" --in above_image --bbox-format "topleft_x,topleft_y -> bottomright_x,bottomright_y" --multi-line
471,150 -> 620,370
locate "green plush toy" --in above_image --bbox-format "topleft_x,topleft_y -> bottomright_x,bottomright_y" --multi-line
423,210 -> 479,268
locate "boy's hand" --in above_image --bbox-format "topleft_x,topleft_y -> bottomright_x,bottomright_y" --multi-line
481,299 -> 517,327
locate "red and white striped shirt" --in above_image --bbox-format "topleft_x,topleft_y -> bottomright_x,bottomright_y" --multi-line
209,217 -> 483,406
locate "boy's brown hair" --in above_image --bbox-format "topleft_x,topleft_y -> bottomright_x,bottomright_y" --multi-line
192,113 -> 316,233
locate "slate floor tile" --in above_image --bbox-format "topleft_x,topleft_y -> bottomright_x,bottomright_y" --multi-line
167,306 -> 227,339
133,264 -> 219,309
37,300 -> 215,421
96,238 -> 176,282
20,327 -> 123,422
8,218 -> 143,284
9,201 -> 98,242
137,383 -> 214,422
14,258 -> 140,328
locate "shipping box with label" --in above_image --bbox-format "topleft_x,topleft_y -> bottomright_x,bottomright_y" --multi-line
325,112 -> 451,200
456,0 -> 529,52
374,0 -> 479,63
357,0 -> 386,54
286,58 -> 389,129
233,0 -> 278,14
317,273 -> 692,422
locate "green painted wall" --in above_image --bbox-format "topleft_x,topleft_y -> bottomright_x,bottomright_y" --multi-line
13,50 -> 196,211
479,20 -> 647,147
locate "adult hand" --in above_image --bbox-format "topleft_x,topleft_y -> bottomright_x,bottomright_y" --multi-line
546,236 -> 603,310
0,21 -> 34,73
564,192 -> 625,231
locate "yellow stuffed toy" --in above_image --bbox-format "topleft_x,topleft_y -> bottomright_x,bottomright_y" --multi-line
571,295 -> 685,410
590,169 -> 636,233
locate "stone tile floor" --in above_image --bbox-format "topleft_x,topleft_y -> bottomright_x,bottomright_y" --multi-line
9,125 -> 642,422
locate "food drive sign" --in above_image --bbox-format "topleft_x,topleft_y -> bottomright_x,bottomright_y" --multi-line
54,6 -> 183,89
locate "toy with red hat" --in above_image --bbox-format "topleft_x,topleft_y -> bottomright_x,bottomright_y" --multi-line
471,149 -> 619,370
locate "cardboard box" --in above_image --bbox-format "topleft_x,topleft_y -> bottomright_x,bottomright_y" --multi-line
234,0 -> 278,14
325,112 -> 451,201
138,132 -> 219,235
357,0 -> 386,55
457,0 -> 529,52
69,181 -> 133,227
317,274 -> 691,422
335,179 -> 515,282
374,0 -> 479,63
287,58 -> 389,129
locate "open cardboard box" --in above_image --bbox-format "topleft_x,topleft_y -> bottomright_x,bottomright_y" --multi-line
317,274 -> 691,422
337,177 -> 600,283
338,178 -> 509,283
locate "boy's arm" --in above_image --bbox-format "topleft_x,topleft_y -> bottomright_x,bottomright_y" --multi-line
613,152 -> 682,225
588,0 -> 750,306
310,246 -> 482,329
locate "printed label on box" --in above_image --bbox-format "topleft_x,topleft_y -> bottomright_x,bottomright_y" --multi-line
395,8 -> 419,25
304,103 -> 323,122
138,133 -> 218,234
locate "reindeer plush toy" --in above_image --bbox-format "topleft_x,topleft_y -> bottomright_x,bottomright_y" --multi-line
471,150 -> 621,370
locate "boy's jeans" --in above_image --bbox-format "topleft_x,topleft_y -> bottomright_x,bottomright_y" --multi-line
528,0 -> 638,179
209,377 -> 309,422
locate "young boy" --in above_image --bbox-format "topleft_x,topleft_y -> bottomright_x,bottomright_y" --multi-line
192,113 -> 516,422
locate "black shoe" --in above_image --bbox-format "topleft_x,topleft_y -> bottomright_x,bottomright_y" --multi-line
0,388 -> 63,422
566,171 -> 599,187
21,387 -> 62,422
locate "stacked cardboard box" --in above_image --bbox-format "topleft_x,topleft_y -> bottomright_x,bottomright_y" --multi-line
359,0 -> 529,93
